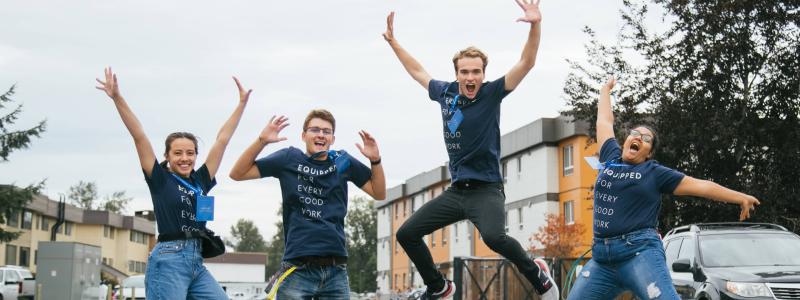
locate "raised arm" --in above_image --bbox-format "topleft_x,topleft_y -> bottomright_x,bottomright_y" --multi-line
504,0 -> 543,91
596,78 -> 616,146
204,77 -> 251,180
229,116 -> 289,181
95,67 -> 157,177
383,11 -> 432,90
673,176 -> 761,221
355,130 -> 386,200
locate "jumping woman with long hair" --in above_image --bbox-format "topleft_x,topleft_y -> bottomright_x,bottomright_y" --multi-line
96,67 -> 250,299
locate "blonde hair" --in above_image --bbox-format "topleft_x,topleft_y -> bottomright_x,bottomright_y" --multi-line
452,46 -> 488,72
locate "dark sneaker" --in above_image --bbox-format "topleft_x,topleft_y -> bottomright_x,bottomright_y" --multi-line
418,279 -> 455,300
533,258 -> 559,300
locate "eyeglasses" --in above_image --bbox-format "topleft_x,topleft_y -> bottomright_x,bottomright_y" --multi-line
305,127 -> 333,136
629,129 -> 653,143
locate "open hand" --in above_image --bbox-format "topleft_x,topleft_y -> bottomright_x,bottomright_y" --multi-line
738,195 -> 760,221
259,115 -> 289,145
355,130 -> 380,162
95,67 -> 121,99
233,76 -> 253,104
382,12 -> 396,43
515,0 -> 542,24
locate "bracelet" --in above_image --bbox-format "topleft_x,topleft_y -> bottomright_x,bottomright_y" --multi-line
370,157 -> 382,165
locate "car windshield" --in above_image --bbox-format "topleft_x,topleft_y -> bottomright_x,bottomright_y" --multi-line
19,270 -> 33,279
121,276 -> 145,288
700,233 -> 800,267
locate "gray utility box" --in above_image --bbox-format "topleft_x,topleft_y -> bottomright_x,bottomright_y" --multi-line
36,241 -> 102,300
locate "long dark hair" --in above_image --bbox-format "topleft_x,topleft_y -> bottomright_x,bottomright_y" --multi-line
159,132 -> 199,169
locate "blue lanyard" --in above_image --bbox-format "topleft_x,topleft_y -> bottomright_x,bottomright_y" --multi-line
170,173 -> 203,196
606,159 -> 631,168
441,82 -> 460,116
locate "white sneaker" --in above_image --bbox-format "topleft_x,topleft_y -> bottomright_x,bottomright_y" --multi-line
534,258 -> 560,300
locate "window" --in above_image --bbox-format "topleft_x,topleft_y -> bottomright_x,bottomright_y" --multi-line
19,247 -> 30,267
454,223 -> 459,242
130,231 -> 147,244
128,260 -> 145,273
430,234 -> 435,247
517,156 -> 523,173
664,238 -> 683,267
104,225 -> 115,239
40,216 -> 50,232
394,203 -> 398,219
7,210 -> 19,228
403,201 -> 407,217
564,201 -> 575,224
5,245 -> 17,266
502,161 -> 508,182
442,227 -> 447,245
563,145 -> 574,176
34,250 -> 37,264
504,211 -> 509,233
394,240 -> 399,254
5,269 -> 20,282
517,208 -> 524,230
678,237 -> 695,261
65,222 -> 73,236
411,197 -> 417,214
21,211 -> 32,229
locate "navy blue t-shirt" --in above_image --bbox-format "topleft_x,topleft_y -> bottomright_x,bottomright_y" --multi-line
593,138 -> 685,238
256,147 -> 372,260
144,160 -> 216,235
428,77 -> 510,183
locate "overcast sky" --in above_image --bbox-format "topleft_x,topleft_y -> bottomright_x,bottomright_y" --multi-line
0,1 -> 663,241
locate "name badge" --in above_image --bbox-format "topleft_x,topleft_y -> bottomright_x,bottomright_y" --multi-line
196,195 -> 214,221
447,108 -> 464,135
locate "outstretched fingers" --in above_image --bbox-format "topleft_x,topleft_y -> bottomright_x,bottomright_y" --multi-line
383,11 -> 395,41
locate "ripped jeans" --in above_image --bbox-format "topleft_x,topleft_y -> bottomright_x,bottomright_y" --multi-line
566,228 -> 679,300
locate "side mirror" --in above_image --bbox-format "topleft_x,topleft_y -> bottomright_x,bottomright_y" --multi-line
672,258 -> 692,272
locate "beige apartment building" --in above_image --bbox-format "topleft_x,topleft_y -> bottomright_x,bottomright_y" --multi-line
0,193 -> 155,280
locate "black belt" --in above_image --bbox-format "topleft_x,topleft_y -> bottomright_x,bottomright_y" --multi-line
452,179 -> 497,190
158,231 -> 204,242
294,256 -> 347,267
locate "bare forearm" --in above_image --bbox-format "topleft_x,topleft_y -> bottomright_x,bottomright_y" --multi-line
698,180 -> 748,205
369,163 -> 386,200
112,96 -> 148,142
229,139 -> 266,179
518,23 -> 541,70
598,90 -> 614,126
216,101 -> 247,145
388,40 -> 431,88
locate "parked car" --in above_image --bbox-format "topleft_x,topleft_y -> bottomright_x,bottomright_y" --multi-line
662,222 -> 800,300
116,275 -> 145,300
0,265 -> 35,300
81,284 -> 109,300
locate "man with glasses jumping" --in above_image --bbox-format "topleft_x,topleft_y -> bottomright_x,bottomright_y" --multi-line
229,109 -> 386,298
382,0 -> 558,299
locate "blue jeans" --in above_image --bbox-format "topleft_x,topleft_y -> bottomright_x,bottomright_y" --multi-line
145,239 -> 227,300
567,228 -> 679,300
273,260 -> 350,299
